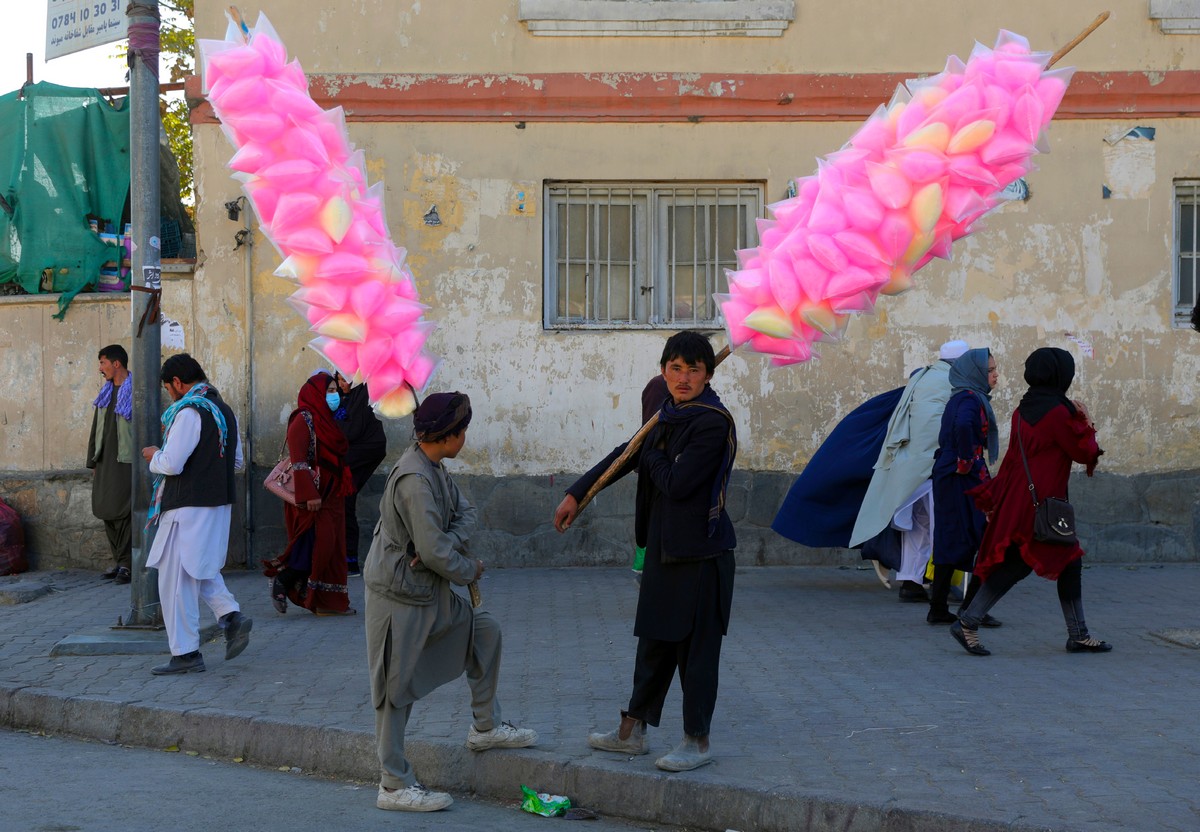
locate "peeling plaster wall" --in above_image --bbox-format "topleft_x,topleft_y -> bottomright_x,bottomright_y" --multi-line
197,1 -> 1200,74
196,118 -> 1200,481
188,0 -> 1200,564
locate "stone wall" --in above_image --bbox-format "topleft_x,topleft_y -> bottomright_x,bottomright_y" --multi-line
0,472 -> 250,573
0,472 -> 110,572
247,466 -> 1200,571
10,466 -> 1198,572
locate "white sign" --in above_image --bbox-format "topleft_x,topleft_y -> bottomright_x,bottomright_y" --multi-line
161,315 -> 186,350
46,0 -> 129,61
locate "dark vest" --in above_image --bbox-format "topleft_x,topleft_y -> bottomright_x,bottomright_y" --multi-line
161,389 -> 238,512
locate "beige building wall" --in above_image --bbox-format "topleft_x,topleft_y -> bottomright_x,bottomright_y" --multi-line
0,294 -> 130,472
186,1 -> 1200,563
198,2 -> 1200,74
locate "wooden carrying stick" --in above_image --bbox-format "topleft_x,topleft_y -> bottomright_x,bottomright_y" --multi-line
227,6 -> 250,39
575,344 -> 731,514
570,14 -> 1110,519
1048,12 -> 1109,68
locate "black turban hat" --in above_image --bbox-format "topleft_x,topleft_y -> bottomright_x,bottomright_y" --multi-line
413,392 -> 472,441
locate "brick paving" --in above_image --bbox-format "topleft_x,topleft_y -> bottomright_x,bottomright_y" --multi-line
2,562 -> 1197,831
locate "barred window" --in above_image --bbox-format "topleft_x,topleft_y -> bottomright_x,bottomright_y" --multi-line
543,183 -> 762,329
1175,181 -> 1199,326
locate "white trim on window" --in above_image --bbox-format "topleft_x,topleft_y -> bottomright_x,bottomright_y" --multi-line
1173,180 -> 1199,327
1150,0 -> 1200,34
519,0 -> 795,37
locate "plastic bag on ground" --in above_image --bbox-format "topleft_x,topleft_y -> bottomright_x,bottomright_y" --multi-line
520,785 -> 571,817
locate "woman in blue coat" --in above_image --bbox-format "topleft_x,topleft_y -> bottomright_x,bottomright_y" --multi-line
927,349 -> 1000,624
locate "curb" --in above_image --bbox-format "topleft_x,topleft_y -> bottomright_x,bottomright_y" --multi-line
1,682 -> 1053,832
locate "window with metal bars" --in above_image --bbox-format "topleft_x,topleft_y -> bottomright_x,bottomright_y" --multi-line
1175,180 -> 1200,327
543,182 -> 763,329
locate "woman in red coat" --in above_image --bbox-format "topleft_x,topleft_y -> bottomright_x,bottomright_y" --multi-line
262,372 -> 356,616
950,347 -> 1108,656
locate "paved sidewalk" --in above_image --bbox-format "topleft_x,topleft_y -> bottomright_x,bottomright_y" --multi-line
2,563 -> 1197,832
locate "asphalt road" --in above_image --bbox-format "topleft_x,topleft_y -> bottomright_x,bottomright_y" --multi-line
0,729 -> 692,832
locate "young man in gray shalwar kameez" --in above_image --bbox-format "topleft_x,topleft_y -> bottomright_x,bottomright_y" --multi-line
363,392 -> 537,813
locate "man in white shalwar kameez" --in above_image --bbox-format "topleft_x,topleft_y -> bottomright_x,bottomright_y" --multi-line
142,353 -> 252,675
850,340 -> 969,603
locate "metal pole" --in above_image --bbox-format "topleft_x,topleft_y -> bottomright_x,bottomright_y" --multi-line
126,1 -> 162,626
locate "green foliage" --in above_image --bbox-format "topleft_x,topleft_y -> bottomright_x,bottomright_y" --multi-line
161,0 -> 194,209
159,0 -> 195,84
161,96 -> 192,209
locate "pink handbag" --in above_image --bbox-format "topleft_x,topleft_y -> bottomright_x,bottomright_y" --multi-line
263,411 -> 318,505
264,458 -> 299,505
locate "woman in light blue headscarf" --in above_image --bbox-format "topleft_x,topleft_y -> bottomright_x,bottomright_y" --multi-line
927,348 -> 1000,625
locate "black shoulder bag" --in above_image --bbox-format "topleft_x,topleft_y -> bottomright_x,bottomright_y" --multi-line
1016,418 -> 1077,545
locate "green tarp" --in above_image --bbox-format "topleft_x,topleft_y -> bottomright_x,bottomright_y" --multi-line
0,82 -> 130,318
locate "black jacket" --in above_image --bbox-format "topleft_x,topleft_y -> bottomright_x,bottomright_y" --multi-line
567,405 -> 736,560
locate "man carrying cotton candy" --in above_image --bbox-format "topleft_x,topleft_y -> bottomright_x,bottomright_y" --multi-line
364,392 -> 537,812
555,332 -> 737,773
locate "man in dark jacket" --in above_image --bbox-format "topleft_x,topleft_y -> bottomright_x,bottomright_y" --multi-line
554,332 -> 737,772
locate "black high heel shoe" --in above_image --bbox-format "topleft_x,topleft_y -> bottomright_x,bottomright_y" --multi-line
270,577 -> 287,614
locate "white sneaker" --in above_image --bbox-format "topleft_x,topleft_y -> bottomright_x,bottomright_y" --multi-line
376,783 -> 453,812
466,721 -> 538,751
654,736 -> 713,772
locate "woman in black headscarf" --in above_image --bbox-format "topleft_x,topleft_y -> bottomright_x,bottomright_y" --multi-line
950,347 -> 1107,656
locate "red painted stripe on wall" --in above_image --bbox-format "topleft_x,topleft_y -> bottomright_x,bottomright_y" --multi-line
187,70 -> 1200,124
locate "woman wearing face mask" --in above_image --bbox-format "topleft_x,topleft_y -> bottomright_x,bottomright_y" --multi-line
950,347 -> 1106,656
926,348 -> 1001,625
262,371 -> 356,616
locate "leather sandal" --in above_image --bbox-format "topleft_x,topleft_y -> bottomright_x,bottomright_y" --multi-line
950,621 -> 991,656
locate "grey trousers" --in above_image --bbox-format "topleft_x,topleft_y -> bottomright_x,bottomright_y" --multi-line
375,611 -> 503,789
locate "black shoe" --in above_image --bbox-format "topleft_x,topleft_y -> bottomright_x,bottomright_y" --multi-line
113,567 -> 131,585
347,559 -> 361,577
101,566 -> 121,580
898,581 -> 928,603
927,608 -> 958,624
271,577 -> 287,614
151,651 -> 206,675
950,621 -> 991,656
1065,637 -> 1113,653
221,611 -> 253,661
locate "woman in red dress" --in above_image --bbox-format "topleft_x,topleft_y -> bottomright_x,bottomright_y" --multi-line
263,372 -> 356,616
950,347 -> 1108,656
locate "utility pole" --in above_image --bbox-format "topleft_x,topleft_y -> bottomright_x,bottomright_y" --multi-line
126,1 -> 163,627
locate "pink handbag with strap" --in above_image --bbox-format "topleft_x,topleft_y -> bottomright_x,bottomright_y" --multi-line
263,411 -> 319,505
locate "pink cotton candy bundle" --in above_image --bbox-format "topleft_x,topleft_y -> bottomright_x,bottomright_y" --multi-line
199,13 -> 436,417
716,31 -> 1074,366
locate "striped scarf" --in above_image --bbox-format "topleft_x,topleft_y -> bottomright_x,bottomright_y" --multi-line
147,383 -> 228,527
93,374 -> 133,421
